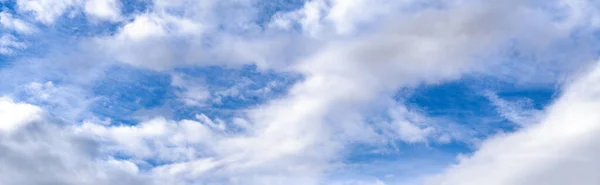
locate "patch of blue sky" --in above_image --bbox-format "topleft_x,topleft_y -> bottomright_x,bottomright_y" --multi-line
0,52 -> 22,67
89,64 -> 298,168
401,82 -> 512,136
11,84 -> 91,123
344,141 -> 470,165
89,64 -> 298,125
90,65 -> 175,125
120,0 -> 153,16
254,0 -> 306,26
494,86 -> 556,110
401,75 -> 556,136
0,0 -> 17,11
0,9 -> 125,67
333,142 -> 461,184
0,4 -> 36,60
334,75 -> 557,184
170,65 -> 299,119
2,0 -> 142,38
5,31 -> 85,62
51,14 -> 122,37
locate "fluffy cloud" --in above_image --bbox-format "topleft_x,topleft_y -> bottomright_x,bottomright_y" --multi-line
16,0 -> 122,23
170,74 -> 211,107
0,96 -> 41,132
382,104 -> 436,143
157,1 -> 586,183
91,0 -> 301,70
78,116 -> 217,163
0,97 -> 144,185
2,0 -> 600,184
425,61 -> 600,185
271,0 -> 416,36
95,11 -> 204,70
83,0 -> 121,22
16,0 -> 79,24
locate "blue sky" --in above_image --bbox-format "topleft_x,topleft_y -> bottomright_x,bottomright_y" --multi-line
1,0 -> 600,185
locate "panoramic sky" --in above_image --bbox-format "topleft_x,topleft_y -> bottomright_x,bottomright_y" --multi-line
1,0 -> 600,184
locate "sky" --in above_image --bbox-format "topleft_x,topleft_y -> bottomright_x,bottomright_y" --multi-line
1,0 -> 600,184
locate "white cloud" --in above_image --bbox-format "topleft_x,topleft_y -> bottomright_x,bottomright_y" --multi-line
386,105 -> 436,143
483,90 -> 544,127
23,81 -> 56,101
0,96 -> 42,132
78,117 -> 217,162
94,12 -> 204,70
425,61 -> 600,185
325,0 -> 404,35
16,0 -> 122,24
0,11 -> 37,34
0,97 -> 145,184
2,0 -> 600,184
92,0 -> 310,70
84,0 -> 121,22
0,34 -> 26,55
270,0 -> 328,36
17,81 -> 92,122
170,73 -> 211,107
79,0 -> 600,184
17,0 -> 79,24
212,1 -> 595,183
270,0 -> 418,36
0,124 -> 146,185
557,0 -> 600,30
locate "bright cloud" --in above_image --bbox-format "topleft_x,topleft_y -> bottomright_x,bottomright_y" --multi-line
425,62 -> 600,185
16,0 -> 122,23
0,96 -> 42,132
0,0 -> 600,184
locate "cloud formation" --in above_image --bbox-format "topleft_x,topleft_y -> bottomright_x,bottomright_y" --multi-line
426,62 -> 600,185
1,0 -> 600,185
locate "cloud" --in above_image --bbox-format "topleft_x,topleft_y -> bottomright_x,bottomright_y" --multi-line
0,11 -> 37,34
1,0 -> 600,184
83,0 -> 121,22
0,96 -> 42,132
0,97 -> 143,185
425,61 -> 600,185
182,1 -> 581,183
91,0 -> 305,71
170,74 -> 211,107
16,0 -> 122,24
376,103 -> 437,143
78,116 -> 217,163
483,90 -> 544,127
271,0 -> 416,36
0,34 -> 26,55
93,11 -> 204,70
16,0 -> 78,24
15,81 -> 93,122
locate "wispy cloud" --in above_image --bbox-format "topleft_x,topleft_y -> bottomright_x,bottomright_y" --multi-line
0,0 -> 600,184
